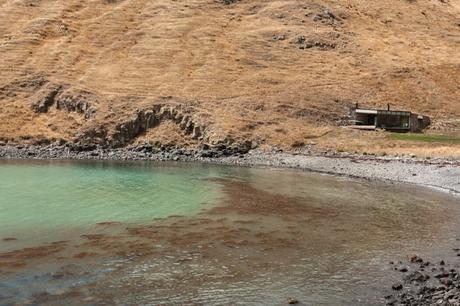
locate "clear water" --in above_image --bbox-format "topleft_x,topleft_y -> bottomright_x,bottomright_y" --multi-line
0,160 -> 221,247
0,160 -> 459,305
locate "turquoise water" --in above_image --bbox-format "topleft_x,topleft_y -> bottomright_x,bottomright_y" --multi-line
1,160 -> 460,305
0,160 -> 221,245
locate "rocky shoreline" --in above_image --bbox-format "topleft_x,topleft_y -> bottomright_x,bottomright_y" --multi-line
0,143 -> 459,196
386,252 -> 460,306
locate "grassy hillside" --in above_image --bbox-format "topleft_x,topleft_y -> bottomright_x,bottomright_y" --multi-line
0,0 -> 459,154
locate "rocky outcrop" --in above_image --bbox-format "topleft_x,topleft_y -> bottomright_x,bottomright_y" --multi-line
292,32 -> 344,51
54,89 -> 97,119
31,85 -> 97,118
31,84 -> 62,113
221,0 -> 238,5
74,127 -> 109,150
0,75 -> 96,117
309,8 -> 342,26
72,103 -> 254,154
108,104 -> 205,147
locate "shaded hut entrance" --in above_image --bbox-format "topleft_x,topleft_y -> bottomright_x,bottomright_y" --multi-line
354,109 -> 377,128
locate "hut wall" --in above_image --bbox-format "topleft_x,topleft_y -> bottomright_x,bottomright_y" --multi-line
410,114 -> 420,132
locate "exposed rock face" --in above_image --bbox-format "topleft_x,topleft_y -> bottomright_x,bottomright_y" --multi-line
31,84 -> 62,113
55,89 -> 97,119
292,32 -> 344,50
221,0 -> 237,5
0,74 -> 98,118
310,8 -> 342,26
30,82 -> 97,119
75,127 -> 109,150
71,103 -> 253,154
108,104 -> 205,148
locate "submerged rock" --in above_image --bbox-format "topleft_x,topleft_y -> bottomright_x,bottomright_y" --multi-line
287,297 -> 299,304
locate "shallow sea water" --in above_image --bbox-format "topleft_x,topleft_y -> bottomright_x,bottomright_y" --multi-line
0,160 -> 221,249
0,160 -> 459,305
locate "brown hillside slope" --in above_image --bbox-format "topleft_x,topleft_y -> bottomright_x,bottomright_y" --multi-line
0,0 -> 459,154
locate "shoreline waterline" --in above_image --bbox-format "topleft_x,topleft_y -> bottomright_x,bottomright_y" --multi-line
1,144 -> 459,196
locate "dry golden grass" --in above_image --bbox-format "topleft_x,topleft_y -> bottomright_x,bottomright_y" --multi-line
0,0 -> 459,156
316,129 -> 460,158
